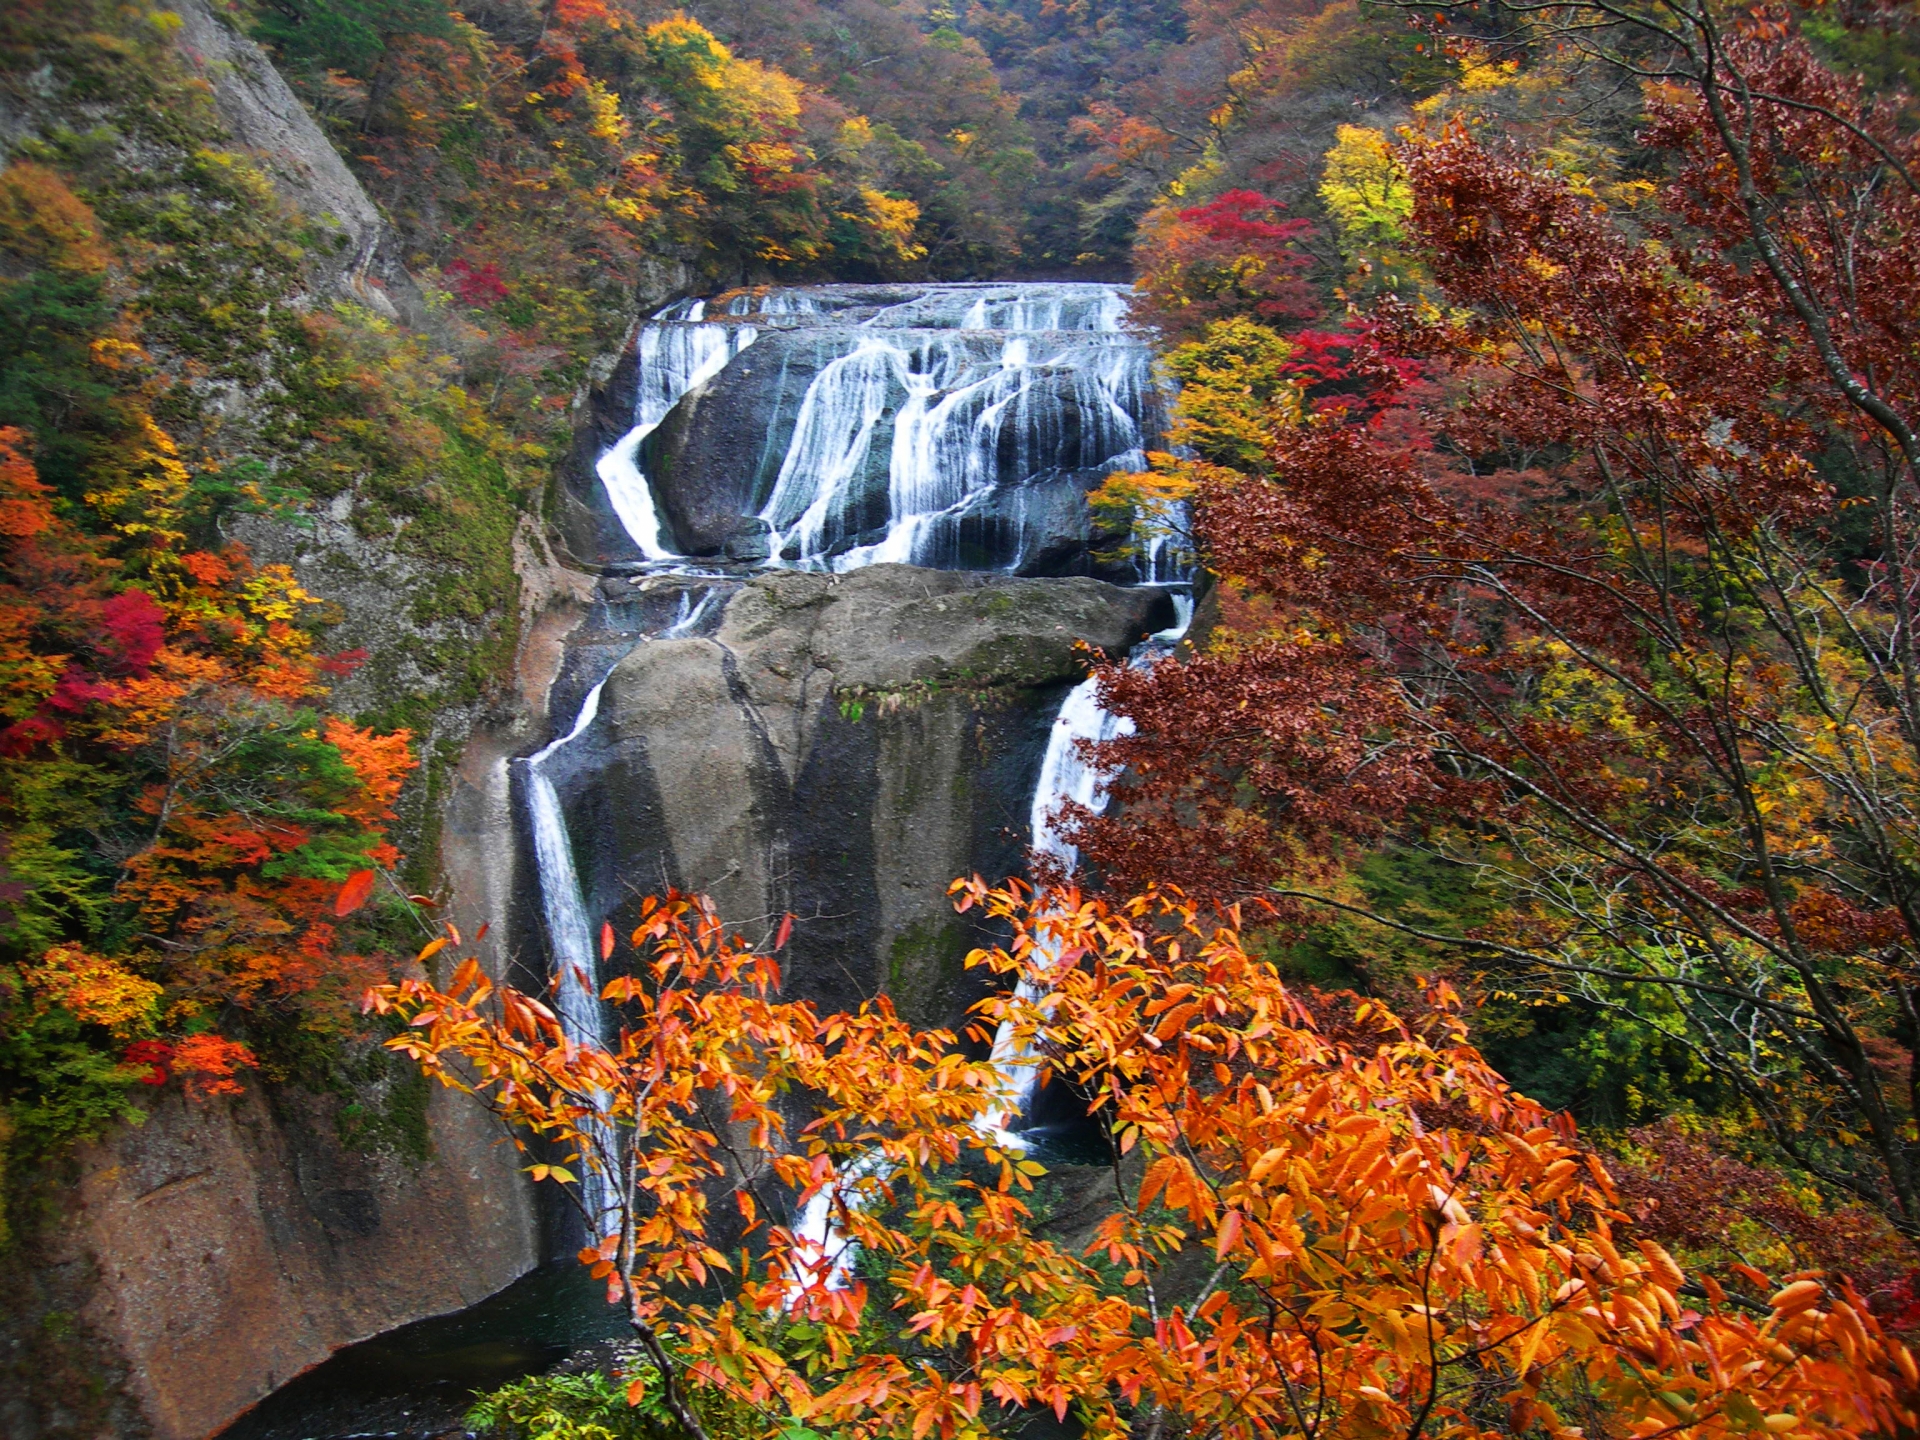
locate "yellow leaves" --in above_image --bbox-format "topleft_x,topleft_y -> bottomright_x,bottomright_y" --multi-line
1320,125 -> 1412,250
855,190 -> 927,263
1457,53 -> 1521,92
240,565 -> 320,626
25,945 -> 163,1036
90,337 -> 146,371
83,414 -> 191,551
582,80 -> 627,144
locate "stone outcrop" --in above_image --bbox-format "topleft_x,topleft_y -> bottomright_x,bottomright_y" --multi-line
156,0 -> 422,320
539,565 -> 1171,1028
43,1086 -> 536,1440
640,329 -> 840,556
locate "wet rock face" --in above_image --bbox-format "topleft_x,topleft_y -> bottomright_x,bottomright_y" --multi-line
536,565 -> 1170,1029
560,283 -> 1166,578
640,328 -> 840,556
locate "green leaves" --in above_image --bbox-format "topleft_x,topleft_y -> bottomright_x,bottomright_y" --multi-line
251,0 -> 457,80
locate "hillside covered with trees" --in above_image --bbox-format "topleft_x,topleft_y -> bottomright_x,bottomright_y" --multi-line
7,0 -> 1920,1436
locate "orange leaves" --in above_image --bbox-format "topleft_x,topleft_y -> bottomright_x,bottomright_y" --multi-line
368,879 -> 1920,1440
168,1033 -> 258,1099
334,869 -> 376,916
0,415 -> 416,1074
324,718 -> 416,823
0,162 -> 109,276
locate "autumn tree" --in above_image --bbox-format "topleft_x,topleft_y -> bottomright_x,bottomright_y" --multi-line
1130,189 -> 1319,341
373,880 -> 1920,1440
1071,10 -> 1920,1241
0,141 -> 419,1151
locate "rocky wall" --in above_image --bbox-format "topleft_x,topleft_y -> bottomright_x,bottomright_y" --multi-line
541,564 -> 1171,1030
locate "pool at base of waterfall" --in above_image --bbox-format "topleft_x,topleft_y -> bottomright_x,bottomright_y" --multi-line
216,1265 -> 628,1440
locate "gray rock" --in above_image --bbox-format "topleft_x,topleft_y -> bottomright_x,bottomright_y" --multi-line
642,329 -> 858,555
723,516 -> 775,562
537,566 -> 1170,1029
158,0 -> 422,319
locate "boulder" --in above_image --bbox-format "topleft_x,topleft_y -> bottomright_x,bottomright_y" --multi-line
642,329 -> 861,555
537,566 -> 1170,1028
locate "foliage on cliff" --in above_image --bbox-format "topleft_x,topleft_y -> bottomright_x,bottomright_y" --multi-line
0,1 -> 465,1162
383,882 -> 1920,1440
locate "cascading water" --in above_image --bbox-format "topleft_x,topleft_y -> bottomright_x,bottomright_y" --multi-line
594,282 -> 1166,574
596,302 -> 758,561
973,672 -> 1136,1138
791,601 -> 1192,1291
521,678 -> 620,1236
518,587 -> 720,1235
547,281 -> 1188,1284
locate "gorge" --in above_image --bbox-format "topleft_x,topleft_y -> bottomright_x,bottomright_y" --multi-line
221,280 -> 1186,1437
11,0 -> 1908,1432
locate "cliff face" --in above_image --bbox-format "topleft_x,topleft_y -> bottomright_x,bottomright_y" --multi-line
34,1083 -> 536,1440
0,4 -> 553,1435
155,0 -> 420,321
532,566 -> 1169,1031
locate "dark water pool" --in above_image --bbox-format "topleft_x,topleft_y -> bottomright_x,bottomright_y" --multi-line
217,1264 -> 629,1440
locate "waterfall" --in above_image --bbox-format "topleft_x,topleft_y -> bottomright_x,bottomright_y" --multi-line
597,305 -> 758,559
561,281 -> 1189,1287
522,676 -> 619,1234
518,587 -> 721,1235
757,340 -> 900,563
590,282 -> 1164,574
760,321 -> 1156,572
972,675 -> 1136,1139
793,600 -> 1192,1291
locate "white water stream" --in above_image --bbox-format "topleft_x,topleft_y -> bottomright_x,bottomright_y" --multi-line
595,283 -> 1160,573
786,598 -> 1192,1291
596,301 -> 758,561
519,589 -> 716,1234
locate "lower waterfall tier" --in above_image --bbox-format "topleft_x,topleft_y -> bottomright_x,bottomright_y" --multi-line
523,564 -> 1172,1030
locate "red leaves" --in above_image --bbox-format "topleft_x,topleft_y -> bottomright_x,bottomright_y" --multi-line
1175,189 -> 1315,246
317,646 -> 369,677
123,1039 -> 172,1086
445,259 -> 510,308
169,1033 -> 258,1099
1131,189 -> 1320,341
334,869 -> 377,917
122,1035 -> 259,1098
94,591 -> 164,675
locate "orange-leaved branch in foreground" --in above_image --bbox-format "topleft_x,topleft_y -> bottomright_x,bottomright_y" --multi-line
369,881 -> 1920,1440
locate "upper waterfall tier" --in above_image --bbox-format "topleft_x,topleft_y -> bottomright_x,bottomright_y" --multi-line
587,283 -> 1166,577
